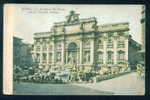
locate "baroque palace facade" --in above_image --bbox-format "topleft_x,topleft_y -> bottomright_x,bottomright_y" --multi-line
31,11 -> 141,72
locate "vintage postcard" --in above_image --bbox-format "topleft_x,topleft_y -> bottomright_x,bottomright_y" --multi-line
3,4 -> 145,95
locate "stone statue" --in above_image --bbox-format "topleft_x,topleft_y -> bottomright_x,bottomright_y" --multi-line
68,53 -> 73,64
70,53 -> 74,64
85,52 -> 90,63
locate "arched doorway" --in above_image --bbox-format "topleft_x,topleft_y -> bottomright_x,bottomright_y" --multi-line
67,42 -> 78,64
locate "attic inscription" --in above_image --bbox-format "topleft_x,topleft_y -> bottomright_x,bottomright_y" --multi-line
21,7 -> 65,14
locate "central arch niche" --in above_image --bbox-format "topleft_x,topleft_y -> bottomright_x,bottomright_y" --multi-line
67,42 -> 78,64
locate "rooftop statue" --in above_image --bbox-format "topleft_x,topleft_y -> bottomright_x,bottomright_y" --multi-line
66,10 -> 80,24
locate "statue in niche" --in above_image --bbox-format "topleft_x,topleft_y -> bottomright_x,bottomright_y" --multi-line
56,52 -> 61,62
85,52 -> 90,63
70,53 -> 74,64
68,52 -> 75,64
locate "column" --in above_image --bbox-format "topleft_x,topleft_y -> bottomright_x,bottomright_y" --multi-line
52,40 -> 55,65
47,43 -> 49,64
125,39 -> 128,62
40,44 -> 43,64
90,38 -> 94,64
39,45 -> 43,69
32,44 -> 36,62
33,39 -> 36,60
79,39 -> 83,64
66,50 -> 68,64
77,49 -> 79,64
114,39 -> 117,64
61,40 -> 65,64
103,39 -> 107,64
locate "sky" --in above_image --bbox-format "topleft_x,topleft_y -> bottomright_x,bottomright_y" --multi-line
12,4 -> 143,44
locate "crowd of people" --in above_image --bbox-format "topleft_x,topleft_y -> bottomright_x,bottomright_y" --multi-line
14,65 -> 98,83
136,63 -> 145,78
24,71 -> 96,83
13,64 -> 133,83
21,72 -> 60,83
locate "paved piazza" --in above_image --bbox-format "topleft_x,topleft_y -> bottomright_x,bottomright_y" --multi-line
13,72 -> 144,95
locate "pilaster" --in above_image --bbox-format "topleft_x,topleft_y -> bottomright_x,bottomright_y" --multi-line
61,40 -> 65,64
40,43 -> 43,64
125,39 -> 128,62
103,36 -> 107,65
114,37 -> 117,64
90,38 -> 94,64
52,38 -> 55,65
79,39 -> 83,64
46,43 -> 49,64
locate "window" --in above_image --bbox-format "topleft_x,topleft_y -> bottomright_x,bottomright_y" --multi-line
97,52 -> 103,64
49,53 -> 52,63
36,46 -> 40,51
56,42 -> 61,50
118,32 -> 124,36
34,39 -> 40,44
42,53 -> 47,63
107,51 -> 114,64
43,46 -> 47,51
56,52 -> 61,62
36,53 -> 40,62
107,38 -> 113,48
117,50 -> 125,64
49,45 -> 53,51
97,39 -> 103,49
117,41 -> 125,48
84,39 -> 90,49
42,43 -> 47,51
